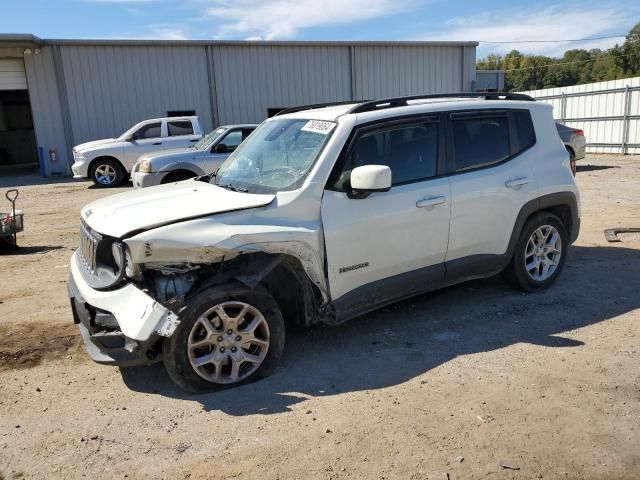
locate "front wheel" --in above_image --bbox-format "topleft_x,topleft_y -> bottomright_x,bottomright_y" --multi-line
503,212 -> 568,291
90,159 -> 125,187
163,284 -> 285,392
161,171 -> 196,184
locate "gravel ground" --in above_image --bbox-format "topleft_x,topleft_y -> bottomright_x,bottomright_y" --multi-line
0,155 -> 639,480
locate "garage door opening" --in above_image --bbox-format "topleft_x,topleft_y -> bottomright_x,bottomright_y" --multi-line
0,90 -> 37,173
1,56 -> 38,174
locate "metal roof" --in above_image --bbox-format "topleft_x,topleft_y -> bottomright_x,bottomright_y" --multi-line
0,34 -> 477,48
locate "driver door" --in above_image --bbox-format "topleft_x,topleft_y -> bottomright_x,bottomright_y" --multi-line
321,116 -> 451,320
201,129 -> 249,173
123,121 -> 163,168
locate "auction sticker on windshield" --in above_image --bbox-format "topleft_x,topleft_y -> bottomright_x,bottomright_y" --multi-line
301,120 -> 336,135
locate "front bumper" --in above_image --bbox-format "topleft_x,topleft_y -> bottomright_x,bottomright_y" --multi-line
132,171 -> 168,189
68,250 -> 180,365
71,158 -> 89,178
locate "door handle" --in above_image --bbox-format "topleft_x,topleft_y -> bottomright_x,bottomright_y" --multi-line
505,177 -> 530,189
152,142 -> 162,146
416,196 -> 447,208
190,139 -> 199,142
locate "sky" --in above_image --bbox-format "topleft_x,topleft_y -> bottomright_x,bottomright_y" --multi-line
1,0 -> 639,58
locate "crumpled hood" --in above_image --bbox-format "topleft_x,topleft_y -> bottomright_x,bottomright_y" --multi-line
81,180 -> 275,238
74,138 -> 118,152
139,147 -> 204,164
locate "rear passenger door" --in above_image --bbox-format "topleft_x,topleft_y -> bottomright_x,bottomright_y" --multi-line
444,109 -> 539,280
163,119 -> 200,150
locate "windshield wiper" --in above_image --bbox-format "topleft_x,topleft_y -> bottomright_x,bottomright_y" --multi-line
216,182 -> 248,193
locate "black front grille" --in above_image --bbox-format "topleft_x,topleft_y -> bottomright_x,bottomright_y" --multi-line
79,221 -> 99,275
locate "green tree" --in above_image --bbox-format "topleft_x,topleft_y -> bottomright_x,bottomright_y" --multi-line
475,22 -> 640,91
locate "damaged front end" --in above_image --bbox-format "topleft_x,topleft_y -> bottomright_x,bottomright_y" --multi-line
69,220 -> 329,366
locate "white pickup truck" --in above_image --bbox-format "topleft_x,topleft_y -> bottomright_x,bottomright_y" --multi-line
71,116 -> 204,187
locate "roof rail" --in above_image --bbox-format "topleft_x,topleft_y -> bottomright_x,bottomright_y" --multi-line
274,100 -> 367,116
347,92 -> 535,114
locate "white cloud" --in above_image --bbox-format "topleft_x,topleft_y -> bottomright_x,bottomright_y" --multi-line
146,25 -> 189,40
202,0 -> 416,40
426,6 -> 631,57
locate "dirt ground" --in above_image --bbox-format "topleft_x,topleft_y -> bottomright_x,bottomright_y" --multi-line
0,155 -> 639,480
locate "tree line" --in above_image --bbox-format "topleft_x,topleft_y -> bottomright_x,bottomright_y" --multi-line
476,22 -> 640,91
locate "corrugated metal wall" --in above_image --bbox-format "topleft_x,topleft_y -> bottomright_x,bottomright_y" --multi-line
210,45 -> 352,124
10,40 -> 476,172
521,77 -> 640,154
352,45 -> 465,99
22,49 -> 70,175
59,45 -> 214,144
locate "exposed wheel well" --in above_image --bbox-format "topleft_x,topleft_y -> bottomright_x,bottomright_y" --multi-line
161,169 -> 198,183
89,156 -> 126,175
540,205 -> 573,236
259,256 -> 324,329
184,253 -> 324,329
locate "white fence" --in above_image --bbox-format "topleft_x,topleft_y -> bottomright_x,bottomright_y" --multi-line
521,77 -> 640,154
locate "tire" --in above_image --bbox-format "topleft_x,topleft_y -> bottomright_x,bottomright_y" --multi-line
503,212 -> 568,292
90,158 -> 125,187
161,171 -> 196,184
163,284 -> 285,393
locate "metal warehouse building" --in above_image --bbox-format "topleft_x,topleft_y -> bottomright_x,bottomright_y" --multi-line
0,34 -> 477,176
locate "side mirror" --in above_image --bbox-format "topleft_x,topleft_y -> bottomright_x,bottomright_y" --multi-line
125,135 -> 135,142
213,143 -> 228,154
350,165 -> 392,197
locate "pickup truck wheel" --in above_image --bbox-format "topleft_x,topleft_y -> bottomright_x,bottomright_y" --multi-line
163,285 -> 285,392
90,159 -> 125,187
504,212 -> 568,292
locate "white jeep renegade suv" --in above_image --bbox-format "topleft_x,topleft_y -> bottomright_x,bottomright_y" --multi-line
68,93 -> 580,392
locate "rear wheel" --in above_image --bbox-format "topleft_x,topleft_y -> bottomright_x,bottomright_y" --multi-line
90,158 -> 125,187
504,212 -> 568,291
163,284 -> 285,392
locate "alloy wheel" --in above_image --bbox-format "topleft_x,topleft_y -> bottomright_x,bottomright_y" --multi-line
94,164 -> 117,185
524,225 -> 562,281
187,301 -> 270,384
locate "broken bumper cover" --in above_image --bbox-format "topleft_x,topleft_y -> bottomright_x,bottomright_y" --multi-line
68,250 -> 180,366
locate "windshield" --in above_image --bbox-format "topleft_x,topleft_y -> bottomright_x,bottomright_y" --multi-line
193,127 -> 228,150
213,118 -> 336,193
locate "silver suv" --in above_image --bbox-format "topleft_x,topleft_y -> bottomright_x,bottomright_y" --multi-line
132,124 -> 257,188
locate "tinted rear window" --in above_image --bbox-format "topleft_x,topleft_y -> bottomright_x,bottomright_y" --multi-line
513,110 -> 536,152
168,120 -> 194,136
452,116 -> 510,171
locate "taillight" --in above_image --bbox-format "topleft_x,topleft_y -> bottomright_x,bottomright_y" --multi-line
574,129 -> 584,136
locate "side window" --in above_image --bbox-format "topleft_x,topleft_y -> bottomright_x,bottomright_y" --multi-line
513,110 -> 536,152
219,130 -> 243,151
167,120 -> 194,137
451,116 -> 510,171
133,122 -> 162,140
241,128 -> 255,140
350,122 -> 438,185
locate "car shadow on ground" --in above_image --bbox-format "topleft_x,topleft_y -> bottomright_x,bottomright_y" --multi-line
0,245 -> 64,255
577,164 -> 619,173
87,180 -> 133,190
120,244 -> 640,415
